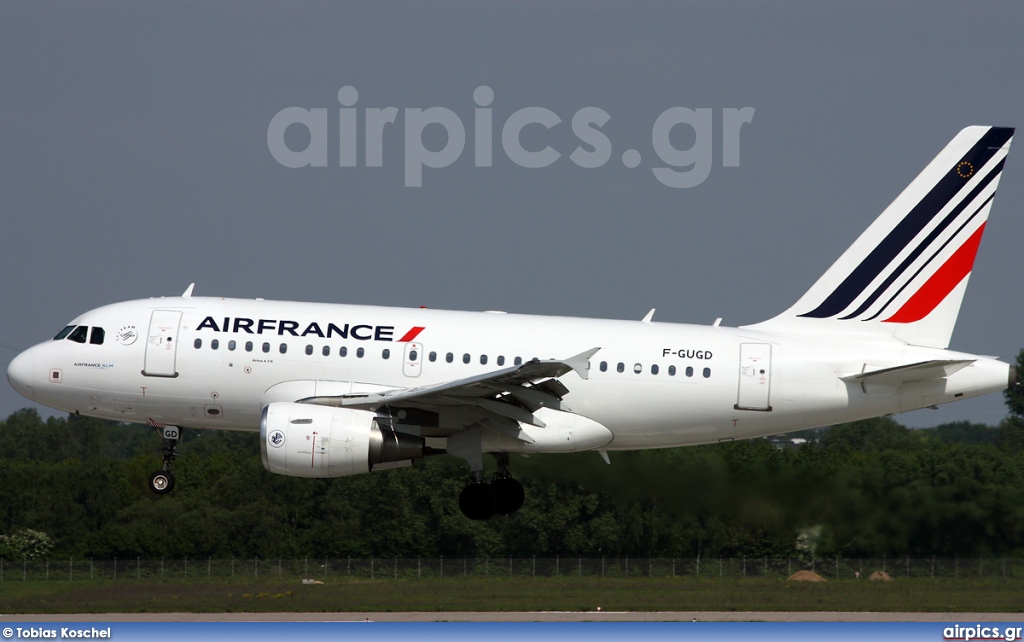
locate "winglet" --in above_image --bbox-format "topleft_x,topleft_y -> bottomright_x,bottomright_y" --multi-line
564,347 -> 601,380
641,309 -> 655,324
182,283 -> 195,298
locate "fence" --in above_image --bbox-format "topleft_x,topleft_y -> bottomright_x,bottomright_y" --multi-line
1,556 -> 1022,581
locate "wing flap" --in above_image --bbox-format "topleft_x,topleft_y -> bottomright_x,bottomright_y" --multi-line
299,347 -> 600,415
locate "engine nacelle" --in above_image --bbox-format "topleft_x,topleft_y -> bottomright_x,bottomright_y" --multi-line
260,402 -> 424,478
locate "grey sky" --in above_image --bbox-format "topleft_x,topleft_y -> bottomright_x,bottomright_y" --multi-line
2,2 -> 1023,427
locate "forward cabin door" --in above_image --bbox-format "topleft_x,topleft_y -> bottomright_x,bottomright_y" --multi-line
735,343 -> 772,411
143,310 -> 182,377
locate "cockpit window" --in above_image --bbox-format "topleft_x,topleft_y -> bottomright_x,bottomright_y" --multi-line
53,326 -> 76,341
89,327 -> 105,345
68,326 -> 89,344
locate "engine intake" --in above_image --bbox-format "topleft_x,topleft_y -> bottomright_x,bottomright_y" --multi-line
260,402 -> 424,478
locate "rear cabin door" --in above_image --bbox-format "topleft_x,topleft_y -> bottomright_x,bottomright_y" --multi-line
735,343 -> 772,411
143,310 -> 182,377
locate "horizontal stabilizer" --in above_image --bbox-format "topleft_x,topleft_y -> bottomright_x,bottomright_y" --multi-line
841,359 -> 974,385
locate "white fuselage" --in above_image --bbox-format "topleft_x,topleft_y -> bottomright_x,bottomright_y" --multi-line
7,296 -> 1010,451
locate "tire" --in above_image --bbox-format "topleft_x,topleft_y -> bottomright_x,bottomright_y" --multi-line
491,477 -> 525,515
148,470 -> 176,495
459,482 -> 496,520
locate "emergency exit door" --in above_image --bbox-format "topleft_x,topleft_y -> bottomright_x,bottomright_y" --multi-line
735,343 -> 772,411
403,342 -> 423,377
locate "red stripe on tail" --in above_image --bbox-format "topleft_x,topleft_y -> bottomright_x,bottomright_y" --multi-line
882,223 -> 986,324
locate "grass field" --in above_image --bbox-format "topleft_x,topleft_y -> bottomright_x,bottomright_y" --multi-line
2,576 -> 1023,614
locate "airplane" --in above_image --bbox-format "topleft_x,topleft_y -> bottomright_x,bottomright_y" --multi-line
6,125 -> 1017,520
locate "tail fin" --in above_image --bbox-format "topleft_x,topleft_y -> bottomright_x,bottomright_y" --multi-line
751,126 -> 1014,348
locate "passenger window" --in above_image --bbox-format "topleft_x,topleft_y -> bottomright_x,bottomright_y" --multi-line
445,352 -> 454,363
228,340 -> 236,351
194,338 -> 202,349
514,357 -> 523,366
480,354 -> 488,365
322,346 -> 330,356
651,364 -> 659,375
633,363 -> 642,374
600,361 -> 608,372
616,362 -> 624,373
429,351 -> 437,362
89,327 -> 105,345
279,343 -> 287,354
685,366 -> 694,377
703,367 -> 711,378
497,356 -> 505,366
382,349 -> 390,359
356,347 -> 364,358
409,350 -> 418,360
340,346 -> 348,357
53,326 -> 76,341
305,345 -> 313,356
68,326 -> 88,344
463,353 -> 470,364
245,341 -> 253,352
668,365 -> 676,376
211,339 -> 219,350
262,342 -> 270,353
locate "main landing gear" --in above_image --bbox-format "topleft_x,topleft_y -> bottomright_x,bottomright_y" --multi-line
148,426 -> 181,495
458,453 -> 525,520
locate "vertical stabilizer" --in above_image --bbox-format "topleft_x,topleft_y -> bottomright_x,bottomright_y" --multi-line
749,126 -> 1013,348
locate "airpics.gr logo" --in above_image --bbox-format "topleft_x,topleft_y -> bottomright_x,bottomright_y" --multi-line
268,430 -> 286,448
116,325 -> 138,346
267,85 -> 755,188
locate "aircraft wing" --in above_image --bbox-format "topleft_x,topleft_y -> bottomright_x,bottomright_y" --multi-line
840,359 -> 975,385
298,347 -> 600,429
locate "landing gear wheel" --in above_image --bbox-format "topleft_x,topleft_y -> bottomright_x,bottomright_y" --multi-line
148,470 -> 176,495
148,426 -> 181,495
491,476 -> 525,515
459,482 -> 497,520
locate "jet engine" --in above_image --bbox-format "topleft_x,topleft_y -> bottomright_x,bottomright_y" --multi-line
260,401 -> 424,478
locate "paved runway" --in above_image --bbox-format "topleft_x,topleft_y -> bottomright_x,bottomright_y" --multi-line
6,611 -> 1024,622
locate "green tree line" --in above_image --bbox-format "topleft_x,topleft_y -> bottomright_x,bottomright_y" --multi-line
3,351 -> 1024,561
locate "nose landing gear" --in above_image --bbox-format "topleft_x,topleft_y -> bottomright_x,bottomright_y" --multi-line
148,425 -> 180,495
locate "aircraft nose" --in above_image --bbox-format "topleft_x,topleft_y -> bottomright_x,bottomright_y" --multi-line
7,349 -> 36,402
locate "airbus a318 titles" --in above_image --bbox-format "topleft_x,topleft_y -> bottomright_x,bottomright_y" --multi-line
7,126 -> 1017,519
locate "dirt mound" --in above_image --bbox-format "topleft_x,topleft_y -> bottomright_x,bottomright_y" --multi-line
869,570 -> 892,581
787,570 -> 827,582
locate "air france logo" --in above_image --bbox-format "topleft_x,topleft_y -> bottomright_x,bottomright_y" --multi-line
196,316 -> 425,343
268,430 -> 286,448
